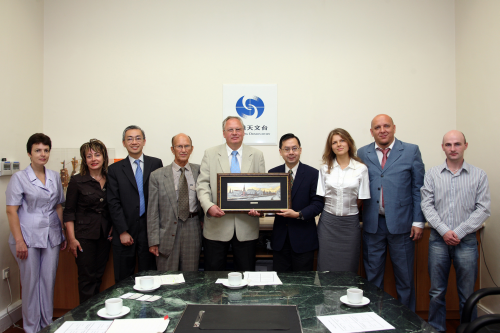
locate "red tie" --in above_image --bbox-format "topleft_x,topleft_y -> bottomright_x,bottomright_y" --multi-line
377,148 -> 390,207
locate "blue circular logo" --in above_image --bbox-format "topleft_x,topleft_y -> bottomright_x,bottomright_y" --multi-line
235,96 -> 265,119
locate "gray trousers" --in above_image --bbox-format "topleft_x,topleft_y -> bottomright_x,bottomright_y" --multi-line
156,215 -> 201,271
10,243 -> 60,333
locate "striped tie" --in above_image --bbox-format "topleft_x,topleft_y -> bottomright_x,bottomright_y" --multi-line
134,160 -> 145,216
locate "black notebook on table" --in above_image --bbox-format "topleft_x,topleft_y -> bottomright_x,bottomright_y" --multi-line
173,304 -> 303,332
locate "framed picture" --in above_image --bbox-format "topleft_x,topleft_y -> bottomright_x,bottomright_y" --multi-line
217,173 -> 292,213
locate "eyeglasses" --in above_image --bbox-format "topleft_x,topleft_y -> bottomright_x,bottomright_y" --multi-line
126,136 -> 143,143
173,145 -> 192,150
225,128 -> 243,133
281,147 -> 300,153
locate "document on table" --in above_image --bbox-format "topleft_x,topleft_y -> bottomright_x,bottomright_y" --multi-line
244,271 -> 282,285
134,273 -> 185,286
54,321 -> 112,333
317,312 -> 395,333
106,318 -> 170,333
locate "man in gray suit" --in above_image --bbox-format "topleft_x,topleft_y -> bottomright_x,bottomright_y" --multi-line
357,114 -> 425,311
147,133 -> 203,271
197,116 -> 266,271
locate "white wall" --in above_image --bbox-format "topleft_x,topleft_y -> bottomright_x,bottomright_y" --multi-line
456,0 -> 500,314
0,0 -> 44,327
43,0 -> 456,171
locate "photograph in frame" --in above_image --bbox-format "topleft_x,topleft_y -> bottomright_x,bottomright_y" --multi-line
217,173 -> 291,213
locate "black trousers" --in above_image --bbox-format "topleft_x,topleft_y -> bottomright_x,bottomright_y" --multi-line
75,229 -> 111,304
273,232 -> 315,272
113,214 -> 156,283
203,232 -> 257,271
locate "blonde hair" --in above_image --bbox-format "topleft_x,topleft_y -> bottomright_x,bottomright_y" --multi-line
322,128 -> 364,173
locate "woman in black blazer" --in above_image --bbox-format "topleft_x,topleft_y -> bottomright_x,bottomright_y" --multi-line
63,139 -> 112,304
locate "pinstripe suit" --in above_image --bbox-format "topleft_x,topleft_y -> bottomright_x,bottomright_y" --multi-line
147,163 -> 203,271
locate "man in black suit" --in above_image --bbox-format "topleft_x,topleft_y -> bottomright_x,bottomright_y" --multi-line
268,133 -> 324,271
107,125 -> 163,282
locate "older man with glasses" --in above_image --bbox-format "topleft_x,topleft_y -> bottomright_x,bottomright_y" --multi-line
196,116 -> 266,271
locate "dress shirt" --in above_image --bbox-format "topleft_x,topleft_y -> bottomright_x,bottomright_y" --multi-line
171,162 -> 199,213
6,165 -> 65,248
63,173 -> 110,240
226,144 -> 242,170
285,162 -> 299,179
317,159 -> 370,216
128,154 -> 144,175
374,141 -> 424,229
420,160 -> 490,239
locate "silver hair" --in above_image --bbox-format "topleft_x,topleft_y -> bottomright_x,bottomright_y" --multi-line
222,116 -> 245,132
122,125 -> 146,141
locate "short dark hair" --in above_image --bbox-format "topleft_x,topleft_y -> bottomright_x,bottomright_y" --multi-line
279,133 -> 301,149
122,125 -> 146,141
27,133 -> 52,154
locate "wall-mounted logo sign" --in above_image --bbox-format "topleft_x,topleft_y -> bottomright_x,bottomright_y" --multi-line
235,96 -> 265,119
223,85 -> 277,146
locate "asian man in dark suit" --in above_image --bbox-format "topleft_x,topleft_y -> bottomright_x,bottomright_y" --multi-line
357,114 -> 425,311
107,125 -> 163,282
268,133 -> 324,271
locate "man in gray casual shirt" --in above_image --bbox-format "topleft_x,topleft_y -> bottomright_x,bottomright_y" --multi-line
421,130 -> 490,332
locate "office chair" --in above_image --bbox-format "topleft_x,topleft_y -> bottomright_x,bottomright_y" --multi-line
457,287 -> 500,333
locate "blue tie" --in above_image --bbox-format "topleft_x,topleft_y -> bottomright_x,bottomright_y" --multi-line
134,160 -> 145,216
230,151 -> 240,173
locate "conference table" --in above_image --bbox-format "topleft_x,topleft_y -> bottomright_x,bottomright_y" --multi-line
41,271 -> 436,333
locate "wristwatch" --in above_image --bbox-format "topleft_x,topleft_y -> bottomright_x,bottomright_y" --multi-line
297,211 -> 303,220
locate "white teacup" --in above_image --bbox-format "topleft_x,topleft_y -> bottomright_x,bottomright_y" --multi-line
346,288 -> 363,304
105,298 -> 123,316
228,272 -> 242,286
140,276 -> 154,289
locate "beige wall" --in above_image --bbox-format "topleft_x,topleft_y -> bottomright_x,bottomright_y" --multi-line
0,0 -> 44,318
42,0 -> 455,170
456,0 -> 500,314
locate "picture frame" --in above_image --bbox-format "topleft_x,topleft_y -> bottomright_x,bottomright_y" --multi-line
217,173 -> 292,213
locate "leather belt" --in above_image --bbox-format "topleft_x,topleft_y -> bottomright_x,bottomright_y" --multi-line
188,212 -> 198,218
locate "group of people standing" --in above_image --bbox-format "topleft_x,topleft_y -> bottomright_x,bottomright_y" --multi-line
6,114 -> 490,333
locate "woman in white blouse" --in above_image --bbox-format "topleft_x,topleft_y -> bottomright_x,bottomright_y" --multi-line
316,128 -> 370,272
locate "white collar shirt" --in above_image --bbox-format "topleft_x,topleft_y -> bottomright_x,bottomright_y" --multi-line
171,161 -> 198,212
128,154 -> 144,175
285,162 -> 299,180
317,159 -> 370,216
226,144 -> 243,172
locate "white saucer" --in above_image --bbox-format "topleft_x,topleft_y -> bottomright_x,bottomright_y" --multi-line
340,295 -> 370,307
97,306 -> 130,319
222,280 -> 248,289
133,284 -> 161,292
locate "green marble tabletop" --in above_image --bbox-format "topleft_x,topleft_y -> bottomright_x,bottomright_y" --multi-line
41,271 -> 436,333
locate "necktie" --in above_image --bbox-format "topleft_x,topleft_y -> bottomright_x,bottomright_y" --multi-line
230,151 -> 240,173
377,148 -> 390,207
178,167 -> 189,221
288,169 -> 294,187
134,160 -> 145,216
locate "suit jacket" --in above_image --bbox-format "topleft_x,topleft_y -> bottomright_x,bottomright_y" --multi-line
357,138 -> 425,234
269,162 -> 324,253
196,143 -> 266,242
107,155 -> 163,245
147,162 -> 203,256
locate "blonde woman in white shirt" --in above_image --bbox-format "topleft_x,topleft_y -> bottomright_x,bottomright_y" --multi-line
316,128 -> 370,272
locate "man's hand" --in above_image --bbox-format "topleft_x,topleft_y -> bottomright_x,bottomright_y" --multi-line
68,238 -> 82,258
248,209 -> 261,217
276,209 -> 300,219
208,205 -> 225,218
443,230 -> 460,246
410,226 -> 423,241
149,245 -> 159,256
120,231 -> 134,246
